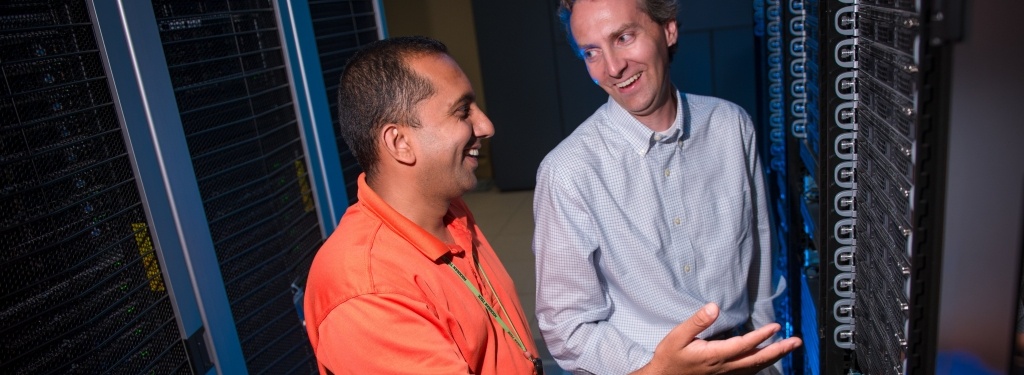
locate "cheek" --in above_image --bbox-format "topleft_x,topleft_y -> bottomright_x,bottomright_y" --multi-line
585,63 -> 602,81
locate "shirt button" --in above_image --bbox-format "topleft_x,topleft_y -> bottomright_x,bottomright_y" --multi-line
673,218 -> 681,226
684,265 -> 692,272
664,169 -> 671,177
654,134 -> 663,141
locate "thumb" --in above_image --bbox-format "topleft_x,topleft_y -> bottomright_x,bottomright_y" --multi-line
660,303 -> 719,350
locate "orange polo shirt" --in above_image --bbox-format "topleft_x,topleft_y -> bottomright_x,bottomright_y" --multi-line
304,174 -> 539,374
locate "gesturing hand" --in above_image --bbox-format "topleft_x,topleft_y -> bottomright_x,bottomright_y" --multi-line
632,303 -> 803,375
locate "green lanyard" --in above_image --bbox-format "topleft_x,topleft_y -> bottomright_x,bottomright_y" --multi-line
445,256 -> 528,354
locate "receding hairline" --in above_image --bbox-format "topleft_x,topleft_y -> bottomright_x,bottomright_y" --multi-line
401,52 -> 479,119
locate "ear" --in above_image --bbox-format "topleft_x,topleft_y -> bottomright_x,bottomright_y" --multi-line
664,19 -> 679,48
381,124 -> 415,166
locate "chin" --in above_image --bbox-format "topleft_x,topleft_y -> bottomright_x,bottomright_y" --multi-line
453,177 -> 477,196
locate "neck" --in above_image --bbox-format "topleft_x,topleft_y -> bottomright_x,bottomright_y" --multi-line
636,85 -> 678,132
368,174 -> 454,243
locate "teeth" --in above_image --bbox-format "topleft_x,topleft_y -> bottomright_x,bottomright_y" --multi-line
468,149 -> 479,157
615,73 -> 641,88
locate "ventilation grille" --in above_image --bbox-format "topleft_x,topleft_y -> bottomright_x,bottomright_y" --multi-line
308,0 -> 381,204
0,1 -> 190,373
152,0 -> 321,372
853,3 -> 921,374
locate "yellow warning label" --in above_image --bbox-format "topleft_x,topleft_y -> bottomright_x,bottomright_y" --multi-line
132,222 -> 166,293
295,160 -> 316,213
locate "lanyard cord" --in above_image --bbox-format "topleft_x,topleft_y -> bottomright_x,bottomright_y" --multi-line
477,255 -> 525,346
445,255 -> 529,355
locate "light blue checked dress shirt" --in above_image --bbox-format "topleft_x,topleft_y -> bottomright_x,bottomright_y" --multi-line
534,92 -> 778,374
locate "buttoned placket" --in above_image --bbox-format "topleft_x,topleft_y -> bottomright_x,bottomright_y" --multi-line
649,130 -> 696,278
672,134 -> 702,279
676,138 -> 695,275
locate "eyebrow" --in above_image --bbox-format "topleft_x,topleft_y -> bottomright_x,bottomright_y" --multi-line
449,93 -> 475,114
578,22 -> 641,51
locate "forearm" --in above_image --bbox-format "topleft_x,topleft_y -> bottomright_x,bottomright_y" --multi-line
539,315 -> 653,374
534,242 -> 652,373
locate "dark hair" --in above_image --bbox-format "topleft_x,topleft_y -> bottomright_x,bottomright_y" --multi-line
337,36 -> 449,179
557,0 -> 679,60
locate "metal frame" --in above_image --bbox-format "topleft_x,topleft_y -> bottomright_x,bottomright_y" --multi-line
783,1 -> 810,374
273,0 -> 390,237
906,7 -> 948,368
817,0 -> 857,373
275,0 -> 350,236
373,0 -> 389,39
88,1 -> 246,373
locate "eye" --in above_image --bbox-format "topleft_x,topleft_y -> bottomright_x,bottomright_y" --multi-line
457,105 -> 471,120
618,33 -> 635,44
582,49 -> 600,61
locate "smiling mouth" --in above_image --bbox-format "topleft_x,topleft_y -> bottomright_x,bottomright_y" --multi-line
467,149 -> 479,157
615,72 -> 641,88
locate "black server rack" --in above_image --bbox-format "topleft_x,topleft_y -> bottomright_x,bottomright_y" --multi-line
818,0 -> 857,374
851,2 -> 924,373
307,0 -> 382,205
3,0 -> 383,373
757,0 -> 1024,374
151,0 -> 326,372
1,1 -> 191,373
786,0 -> 812,373
756,0 -> 807,373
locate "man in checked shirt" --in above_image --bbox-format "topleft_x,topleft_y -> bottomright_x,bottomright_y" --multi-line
533,0 -> 802,374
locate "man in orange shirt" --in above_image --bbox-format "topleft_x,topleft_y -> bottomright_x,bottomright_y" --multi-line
303,36 -> 542,374
303,36 -> 799,374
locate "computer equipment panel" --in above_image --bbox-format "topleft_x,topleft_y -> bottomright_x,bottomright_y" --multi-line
152,0 -> 322,372
755,7 -> 798,371
852,3 -> 925,374
810,0 -> 859,373
795,0 -> 958,373
1,1 -> 190,373
307,0 -> 382,205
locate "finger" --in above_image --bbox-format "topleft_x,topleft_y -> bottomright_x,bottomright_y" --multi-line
661,303 -> 719,350
724,336 -> 803,372
734,322 -> 782,350
696,323 -> 780,361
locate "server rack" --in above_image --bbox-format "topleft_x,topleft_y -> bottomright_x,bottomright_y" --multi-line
304,0 -> 385,205
150,1 -> 328,372
758,0 -> 1024,374
785,1 -> 810,373
2,0 -> 384,373
1,1 -> 196,373
817,0 -> 857,373
852,2 -> 923,373
756,1 -> 808,373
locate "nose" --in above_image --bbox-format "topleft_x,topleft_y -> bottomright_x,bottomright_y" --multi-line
603,49 -> 626,78
473,105 -> 495,139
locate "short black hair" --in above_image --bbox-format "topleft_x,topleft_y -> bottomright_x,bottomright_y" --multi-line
558,0 -> 679,61
336,36 -> 449,179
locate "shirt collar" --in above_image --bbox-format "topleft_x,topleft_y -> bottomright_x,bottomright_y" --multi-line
355,173 -> 467,261
603,90 -> 685,156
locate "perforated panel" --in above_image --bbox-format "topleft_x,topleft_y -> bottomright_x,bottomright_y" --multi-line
308,0 -> 381,204
853,3 -> 922,374
151,0 -> 320,373
0,1 -> 190,373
